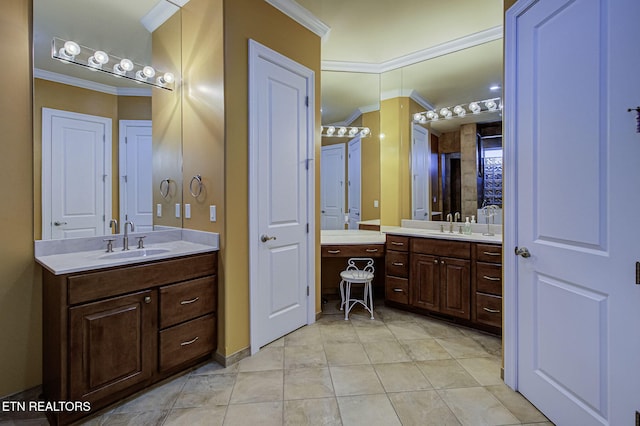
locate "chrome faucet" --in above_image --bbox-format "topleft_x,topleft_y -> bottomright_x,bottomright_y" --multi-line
123,220 -> 135,251
109,219 -> 119,234
446,213 -> 453,233
454,212 -> 461,223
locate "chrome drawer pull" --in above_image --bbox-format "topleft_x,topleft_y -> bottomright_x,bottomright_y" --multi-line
392,262 -> 404,266
365,248 -> 378,253
390,242 -> 404,246
180,297 -> 200,305
181,336 -> 199,346
392,288 -> 403,293
482,251 -> 501,256
483,307 -> 501,314
482,276 -> 501,281
327,250 -> 341,254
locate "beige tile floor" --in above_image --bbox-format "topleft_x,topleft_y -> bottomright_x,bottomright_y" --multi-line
2,301 -> 553,426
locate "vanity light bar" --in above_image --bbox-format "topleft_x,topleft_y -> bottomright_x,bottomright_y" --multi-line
321,126 -> 371,138
413,97 -> 502,124
51,37 -> 175,91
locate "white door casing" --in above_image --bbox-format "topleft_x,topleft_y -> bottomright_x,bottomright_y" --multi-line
411,123 -> 430,221
321,144 -> 345,230
504,0 -> 640,424
119,120 -> 153,232
42,108 -> 112,240
347,136 -> 361,229
248,40 -> 315,354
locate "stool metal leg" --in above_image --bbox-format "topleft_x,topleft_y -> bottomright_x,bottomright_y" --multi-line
367,281 -> 374,319
344,281 -> 351,320
339,280 -> 345,311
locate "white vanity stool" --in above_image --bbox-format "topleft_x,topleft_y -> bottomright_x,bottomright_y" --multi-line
339,257 -> 375,320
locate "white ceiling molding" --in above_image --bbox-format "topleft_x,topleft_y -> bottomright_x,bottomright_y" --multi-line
360,103 -> 380,114
34,68 -> 152,97
409,90 -> 435,112
265,0 -> 331,41
141,0 -> 182,33
327,108 -> 363,127
322,25 -> 503,73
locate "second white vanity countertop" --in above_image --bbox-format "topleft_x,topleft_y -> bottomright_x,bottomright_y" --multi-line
321,230 -> 386,245
36,228 -> 219,275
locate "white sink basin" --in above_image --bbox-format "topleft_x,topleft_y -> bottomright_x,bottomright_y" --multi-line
99,248 -> 170,260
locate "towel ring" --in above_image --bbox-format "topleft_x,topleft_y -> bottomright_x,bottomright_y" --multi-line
189,175 -> 203,198
159,178 -> 171,199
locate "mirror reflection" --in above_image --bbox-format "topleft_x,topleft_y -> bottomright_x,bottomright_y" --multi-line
33,0 -> 183,240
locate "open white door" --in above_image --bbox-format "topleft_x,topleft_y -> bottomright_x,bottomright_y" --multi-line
42,108 -> 111,240
504,0 -> 640,424
411,123 -> 429,220
347,136 -> 361,229
321,144 -> 345,230
248,40 -> 315,353
119,120 -> 153,232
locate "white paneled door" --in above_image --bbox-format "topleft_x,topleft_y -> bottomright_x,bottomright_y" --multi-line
347,136 -> 361,229
321,144 -> 345,230
505,0 -> 640,424
42,108 -> 111,240
411,124 -> 429,221
248,40 -> 315,353
119,120 -> 153,232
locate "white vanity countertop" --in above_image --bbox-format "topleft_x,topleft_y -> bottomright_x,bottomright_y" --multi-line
35,228 -> 219,275
383,226 -> 502,244
321,230 -> 386,245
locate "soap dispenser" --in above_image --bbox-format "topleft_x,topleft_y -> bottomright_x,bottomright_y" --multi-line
471,215 -> 476,224
464,217 -> 472,235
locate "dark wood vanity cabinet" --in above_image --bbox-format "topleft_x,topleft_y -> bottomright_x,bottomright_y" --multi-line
384,234 -> 502,333
42,252 -> 218,425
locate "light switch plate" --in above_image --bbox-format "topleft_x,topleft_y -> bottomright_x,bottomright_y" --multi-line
185,204 -> 191,219
210,205 -> 216,222
374,200 -> 379,208
175,203 -> 181,218
156,204 -> 162,217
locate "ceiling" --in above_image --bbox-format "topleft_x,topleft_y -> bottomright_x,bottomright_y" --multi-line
33,0 -> 504,130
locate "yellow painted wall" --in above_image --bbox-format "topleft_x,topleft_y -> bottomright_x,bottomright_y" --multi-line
380,98 -> 402,226
0,0 -> 41,398
361,110 -> 381,221
223,0 -> 321,357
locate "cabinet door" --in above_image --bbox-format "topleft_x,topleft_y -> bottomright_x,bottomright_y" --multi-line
410,253 -> 440,312
439,257 -> 471,319
69,290 -> 156,402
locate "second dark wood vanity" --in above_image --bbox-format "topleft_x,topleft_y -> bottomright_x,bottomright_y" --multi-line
42,251 -> 218,425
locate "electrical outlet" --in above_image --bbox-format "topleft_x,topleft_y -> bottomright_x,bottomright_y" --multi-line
175,203 -> 181,218
185,204 -> 191,219
156,204 -> 162,217
209,205 -> 216,222
374,200 -> 379,208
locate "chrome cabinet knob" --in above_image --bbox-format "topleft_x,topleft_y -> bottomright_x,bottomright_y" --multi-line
261,234 -> 277,243
144,296 -> 151,304
515,246 -> 531,258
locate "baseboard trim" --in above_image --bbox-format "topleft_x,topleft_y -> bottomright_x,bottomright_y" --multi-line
214,347 -> 251,368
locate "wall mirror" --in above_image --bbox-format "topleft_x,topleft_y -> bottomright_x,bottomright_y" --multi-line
320,71 -> 380,230
33,0 -> 183,240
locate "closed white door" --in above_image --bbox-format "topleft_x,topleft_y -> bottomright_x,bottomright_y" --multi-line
119,120 -> 153,232
249,40 -> 314,353
347,136 -> 361,229
504,0 -> 640,424
411,124 -> 429,220
321,144 -> 345,230
42,108 -> 111,239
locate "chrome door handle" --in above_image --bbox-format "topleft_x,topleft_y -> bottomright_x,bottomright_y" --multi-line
261,234 -> 277,243
515,246 -> 531,258
54,221 -> 68,226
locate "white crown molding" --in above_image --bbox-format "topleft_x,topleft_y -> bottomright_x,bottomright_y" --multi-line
322,25 -> 503,73
34,68 -> 152,97
141,0 -> 182,33
327,108 -> 362,127
265,0 -> 331,40
360,103 -> 380,114
409,90 -> 435,111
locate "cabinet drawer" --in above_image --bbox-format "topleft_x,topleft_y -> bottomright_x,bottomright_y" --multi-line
386,235 -> 409,252
321,244 -> 384,258
160,276 -> 216,329
476,293 -> 502,328
386,252 -> 409,278
159,314 -> 215,372
476,262 -> 502,296
385,276 -> 409,305
476,244 -> 502,263
411,238 -> 470,258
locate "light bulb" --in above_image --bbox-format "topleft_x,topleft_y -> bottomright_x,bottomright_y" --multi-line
326,126 -> 335,136
157,72 -> 175,85
469,102 -> 481,113
440,107 -> 452,119
136,66 -> 156,81
453,105 -> 466,117
337,127 -> 347,136
113,58 -> 134,75
58,40 -> 80,61
485,100 -> 497,111
349,127 -> 358,136
360,127 -> 370,136
413,113 -> 423,122
88,50 -> 109,68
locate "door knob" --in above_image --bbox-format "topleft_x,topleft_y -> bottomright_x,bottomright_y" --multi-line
515,246 -> 531,258
261,234 -> 277,243
53,221 -> 68,226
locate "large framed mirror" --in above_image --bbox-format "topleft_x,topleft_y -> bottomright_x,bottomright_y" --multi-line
33,0 -> 183,240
